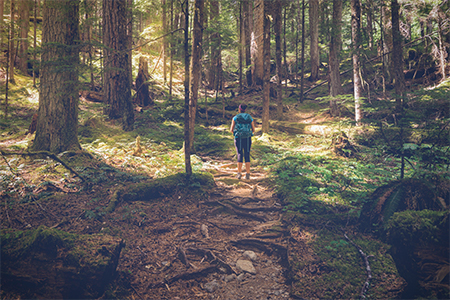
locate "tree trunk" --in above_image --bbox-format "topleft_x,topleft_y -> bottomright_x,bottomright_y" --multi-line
391,0 -> 404,112
309,0 -> 319,81
208,1 -> 220,90
169,0 -> 174,101
183,0 -> 192,176
33,0 -> 38,86
18,0 -> 30,74
102,0 -> 134,131
261,1 -> 270,133
243,0 -> 252,86
188,0 -> 204,152
366,0 -> 374,50
8,0 -> 15,83
254,0 -> 264,86
351,0 -> 363,125
274,0 -> 282,119
438,15 -> 446,80
135,56 -> 153,107
162,0 -> 167,84
238,0 -> 243,92
300,0 -> 305,102
329,0 -> 343,116
0,0 -> 4,48
33,0 -> 81,153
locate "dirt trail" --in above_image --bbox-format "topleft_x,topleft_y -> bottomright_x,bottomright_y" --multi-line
126,160 -> 292,299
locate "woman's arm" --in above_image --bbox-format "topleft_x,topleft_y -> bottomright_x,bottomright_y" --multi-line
230,119 -> 236,133
251,120 -> 256,132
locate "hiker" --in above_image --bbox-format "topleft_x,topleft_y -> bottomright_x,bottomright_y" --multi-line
230,104 -> 255,179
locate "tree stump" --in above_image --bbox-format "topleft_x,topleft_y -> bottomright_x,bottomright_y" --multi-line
135,56 -> 153,107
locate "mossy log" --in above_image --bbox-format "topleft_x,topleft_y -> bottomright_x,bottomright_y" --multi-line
107,173 -> 215,211
1,226 -> 124,299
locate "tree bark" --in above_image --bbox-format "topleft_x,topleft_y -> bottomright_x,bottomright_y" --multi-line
169,0 -> 174,101
183,0 -> 192,176
238,0 -> 243,92
261,1 -> 270,133
208,1 -> 220,90
18,0 -> 30,74
329,0 -> 343,116
33,0 -> 81,153
352,0 -> 363,125
102,0 -> 134,131
254,0 -> 264,86
391,0 -> 404,112
0,0 -> 4,48
274,0 -> 282,119
366,0 -> 374,50
162,0 -> 167,83
300,0 -> 305,102
243,0 -> 252,86
309,0 -> 319,81
135,56 -> 152,107
8,0 -> 15,83
188,0 -> 204,152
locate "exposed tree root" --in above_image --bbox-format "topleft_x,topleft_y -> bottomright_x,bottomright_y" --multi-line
201,200 -> 267,222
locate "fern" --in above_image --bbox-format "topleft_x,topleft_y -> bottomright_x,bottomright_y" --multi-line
382,187 -> 405,227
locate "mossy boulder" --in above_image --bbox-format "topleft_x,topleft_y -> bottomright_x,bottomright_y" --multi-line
1,226 -> 124,299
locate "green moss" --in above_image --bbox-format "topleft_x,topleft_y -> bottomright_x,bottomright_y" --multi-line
386,210 -> 449,245
1,226 -> 77,259
121,172 -> 215,202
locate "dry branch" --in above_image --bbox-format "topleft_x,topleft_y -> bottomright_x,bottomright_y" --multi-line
342,231 -> 373,299
0,150 -> 86,182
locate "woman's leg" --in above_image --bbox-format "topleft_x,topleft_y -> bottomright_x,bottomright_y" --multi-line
235,138 -> 244,176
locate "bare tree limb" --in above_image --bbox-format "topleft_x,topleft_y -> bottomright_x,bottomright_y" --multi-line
0,150 -> 86,182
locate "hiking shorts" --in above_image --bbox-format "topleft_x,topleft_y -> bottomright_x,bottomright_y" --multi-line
235,137 -> 252,163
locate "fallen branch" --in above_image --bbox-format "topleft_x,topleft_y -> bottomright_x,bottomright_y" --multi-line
0,150 -> 86,182
342,231 -> 373,299
147,266 -> 219,289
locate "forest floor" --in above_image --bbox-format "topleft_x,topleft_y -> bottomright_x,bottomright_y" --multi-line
0,94 -> 331,299
5,77 -> 439,299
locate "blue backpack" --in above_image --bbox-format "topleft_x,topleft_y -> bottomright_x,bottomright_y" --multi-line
234,113 -> 253,138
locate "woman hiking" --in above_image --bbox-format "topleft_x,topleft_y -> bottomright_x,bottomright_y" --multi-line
230,104 -> 256,179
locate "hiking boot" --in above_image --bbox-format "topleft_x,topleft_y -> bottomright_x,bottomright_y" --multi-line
236,173 -> 242,179
245,173 -> 250,180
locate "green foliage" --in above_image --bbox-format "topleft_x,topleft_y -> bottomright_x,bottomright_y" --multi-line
386,210 -> 449,246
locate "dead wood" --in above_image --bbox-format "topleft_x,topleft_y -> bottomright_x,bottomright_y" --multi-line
147,266 -> 219,289
80,90 -> 103,102
177,246 -> 189,266
342,231 -> 373,299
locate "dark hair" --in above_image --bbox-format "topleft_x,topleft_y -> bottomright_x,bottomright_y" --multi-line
239,104 -> 247,111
